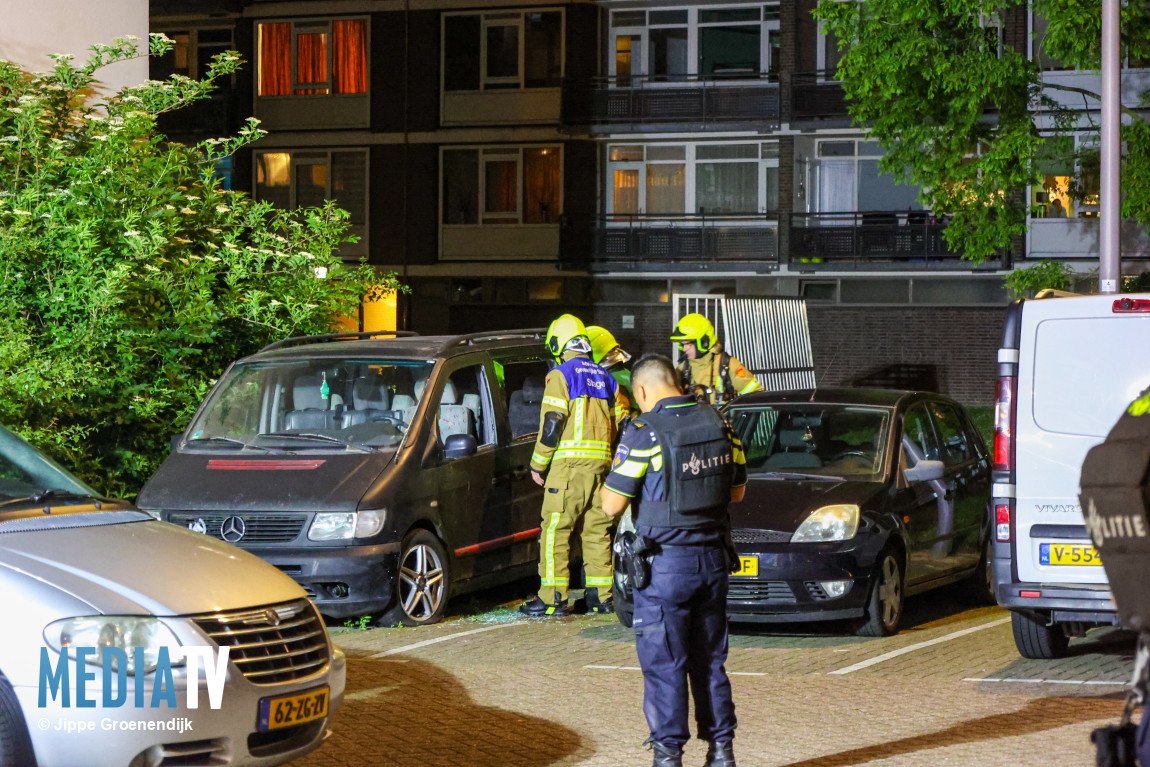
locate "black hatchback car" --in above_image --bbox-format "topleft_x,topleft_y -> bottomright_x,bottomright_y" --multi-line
614,389 -> 993,635
137,330 -> 552,626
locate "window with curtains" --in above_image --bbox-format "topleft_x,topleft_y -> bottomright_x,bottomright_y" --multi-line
257,18 -> 368,97
606,142 -> 778,217
442,146 -> 562,226
254,150 -> 368,227
810,140 -> 922,214
443,10 -> 564,91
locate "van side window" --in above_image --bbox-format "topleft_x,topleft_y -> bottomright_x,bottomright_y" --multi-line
438,364 -> 495,447
930,403 -> 973,466
902,404 -> 941,464
494,358 -> 551,439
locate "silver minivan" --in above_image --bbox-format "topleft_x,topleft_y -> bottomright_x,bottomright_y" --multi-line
993,293 -> 1150,658
0,425 -> 346,766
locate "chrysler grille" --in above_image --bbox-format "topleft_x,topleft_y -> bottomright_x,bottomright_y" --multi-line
169,513 -> 306,544
728,581 -> 797,604
192,599 -> 330,686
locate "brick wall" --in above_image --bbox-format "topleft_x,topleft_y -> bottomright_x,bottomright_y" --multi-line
806,306 -> 1004,405
591,303 -> 675,359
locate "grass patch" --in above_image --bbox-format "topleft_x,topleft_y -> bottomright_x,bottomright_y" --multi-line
968,406 -> 993,455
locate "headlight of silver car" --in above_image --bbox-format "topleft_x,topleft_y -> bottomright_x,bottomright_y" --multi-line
43,616 -> 184,674
791,504 -> 860,543
308,510 -> 387,541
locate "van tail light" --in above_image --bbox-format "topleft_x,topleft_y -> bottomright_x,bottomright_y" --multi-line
1114,298 -> 1150,313
995,503 -> 1012,542
993,375 -> 1017,472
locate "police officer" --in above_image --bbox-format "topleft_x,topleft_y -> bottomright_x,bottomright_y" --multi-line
670,314 -> 760,406
520,314 -> 630,617
586,325 -> 634,404
601,354 -> 747,767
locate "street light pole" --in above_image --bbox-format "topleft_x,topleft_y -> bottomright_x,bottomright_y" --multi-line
1099,0 -> 1121,294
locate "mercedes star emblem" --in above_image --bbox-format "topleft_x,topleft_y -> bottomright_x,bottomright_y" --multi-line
220,516 -> 247,543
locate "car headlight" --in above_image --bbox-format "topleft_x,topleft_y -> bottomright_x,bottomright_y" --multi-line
308,510 -> 387,541
791,504 -> 860,543
43,617 -> 184,674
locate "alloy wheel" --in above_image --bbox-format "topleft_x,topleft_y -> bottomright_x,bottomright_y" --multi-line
878,555 -> 903,629
398,543 -> 446,621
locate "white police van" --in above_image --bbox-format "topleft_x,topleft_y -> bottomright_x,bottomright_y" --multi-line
993,292 -> 1150,658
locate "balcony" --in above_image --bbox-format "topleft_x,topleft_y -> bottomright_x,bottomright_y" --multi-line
789,212 -> 1007,271
565,214 -> 779,273
561,75 -> 780,132
790,72 -> 849,120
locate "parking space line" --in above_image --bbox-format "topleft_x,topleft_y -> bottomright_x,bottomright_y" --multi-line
828,617 -> 1012,675
964,677 -> 1128,686
369,622 -> 524,659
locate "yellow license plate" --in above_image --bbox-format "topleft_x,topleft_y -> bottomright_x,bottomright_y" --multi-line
733,556 -> 758,577
258,686 -> 329,732
1040,543 -> 1100,567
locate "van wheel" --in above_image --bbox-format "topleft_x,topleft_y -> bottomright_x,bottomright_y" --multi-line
857,550 -> 904,637
381,530 -> 449,627
957,536 -> 996,606
1012,611 -> 1070,659
0,671 -> 35,767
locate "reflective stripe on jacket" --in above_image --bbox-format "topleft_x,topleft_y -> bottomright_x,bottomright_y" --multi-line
531,353 -> 628,471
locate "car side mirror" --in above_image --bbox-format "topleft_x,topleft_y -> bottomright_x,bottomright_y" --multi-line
443,433 -> 478,461
170,434 -> 182,453
905,459 -> 945,483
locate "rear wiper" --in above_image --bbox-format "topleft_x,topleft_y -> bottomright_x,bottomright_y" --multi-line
259,432 -> 373,453
184,436 -> 271,451
755,471 -> 845,482
0,489 -> 109,509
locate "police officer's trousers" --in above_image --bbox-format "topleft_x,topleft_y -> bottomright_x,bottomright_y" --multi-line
537,462 -> 615,601
633,544 -> 736,750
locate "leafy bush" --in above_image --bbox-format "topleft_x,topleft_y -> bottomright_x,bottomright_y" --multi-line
1003,260 -> 1074,299
0,36 -> 400,497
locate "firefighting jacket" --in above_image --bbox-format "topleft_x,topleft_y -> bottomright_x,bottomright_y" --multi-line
530,352 -> 630,472
681,345 -> 761,405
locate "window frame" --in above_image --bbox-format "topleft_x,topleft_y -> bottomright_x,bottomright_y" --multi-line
252,147 -> 370,231
1029,132 -> 1100,220
153,26 -> 237,84
442,8 -> 566,93
440,144 -> 565,228
605,141 -> 779,217
255,16 -> 370,99
927,400 -> 975,469
807,138 -> 924,215
490,355 -> 553,443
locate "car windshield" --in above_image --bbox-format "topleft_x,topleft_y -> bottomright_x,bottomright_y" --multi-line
0,426 -> 100,505
184,359 -> 436,452
729,404 -> 892,480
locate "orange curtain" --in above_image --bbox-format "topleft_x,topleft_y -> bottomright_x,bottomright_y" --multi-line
524,149 -> 560,223
295,32 -> 329,94
334,20 -> 368,94
485,161 -> 518,216
258,23 -> 291,96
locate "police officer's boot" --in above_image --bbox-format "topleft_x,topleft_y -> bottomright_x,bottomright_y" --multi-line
518,591 -> 571,618
647,739 -> 683,767
703,741 -> 736,767
583,587 -> 614,614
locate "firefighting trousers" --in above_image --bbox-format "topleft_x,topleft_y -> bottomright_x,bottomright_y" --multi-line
633,544 -> 736,750
537,463 -> 614,602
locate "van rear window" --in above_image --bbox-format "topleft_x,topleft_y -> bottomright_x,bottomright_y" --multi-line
1033,318 -> 1150,437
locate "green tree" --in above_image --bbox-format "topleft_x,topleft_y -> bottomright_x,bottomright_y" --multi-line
815,0 -> 1150,263
0,35 -> 401,496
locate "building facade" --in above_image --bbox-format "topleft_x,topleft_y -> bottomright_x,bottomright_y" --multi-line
149,0 -> 1148,404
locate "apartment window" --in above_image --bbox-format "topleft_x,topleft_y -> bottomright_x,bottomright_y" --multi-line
1032,12 -> 1150,70
255,150 -> 367,227
443,10 -> 564,92
257,18 -> 368,96
1031,135 -> 1100,219
810,140 -> 921,213
610,4 -> 779,82
442,146 -> 562,226
153,28 -> 236,83
607,142 -> 779,216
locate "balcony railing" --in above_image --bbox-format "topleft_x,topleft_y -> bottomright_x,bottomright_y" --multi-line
789,72 -> 849,120
564,214 -> 779,272
789,212 -> 1006,270
562,75 -> 781,129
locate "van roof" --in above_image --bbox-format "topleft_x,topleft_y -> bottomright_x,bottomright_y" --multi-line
242,332 -> 546,364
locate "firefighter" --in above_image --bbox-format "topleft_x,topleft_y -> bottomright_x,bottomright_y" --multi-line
587,325 -> 634,404
670,313 -> 760,406
520,314 -> 630,617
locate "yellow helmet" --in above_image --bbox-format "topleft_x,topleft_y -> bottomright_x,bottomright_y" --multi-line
670,313 -> 717,353
586,326 -> 632,368
546,314 -> 590,357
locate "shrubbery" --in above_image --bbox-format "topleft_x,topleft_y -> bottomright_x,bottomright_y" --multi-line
0,35 -> 400,497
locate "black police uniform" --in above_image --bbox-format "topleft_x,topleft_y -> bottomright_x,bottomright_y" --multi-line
604,395 -> 747,757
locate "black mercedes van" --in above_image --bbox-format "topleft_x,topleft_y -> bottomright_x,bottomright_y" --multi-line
137,330 -> 551,625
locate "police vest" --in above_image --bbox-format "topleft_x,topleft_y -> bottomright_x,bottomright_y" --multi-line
1079,390 -> 1150,632
634,403 -> 734,530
